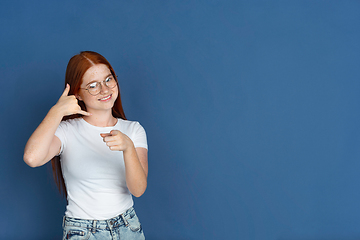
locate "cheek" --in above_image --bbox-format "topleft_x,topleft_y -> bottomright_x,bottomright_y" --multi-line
80,93 -> 97,104
113,87 -> 119,99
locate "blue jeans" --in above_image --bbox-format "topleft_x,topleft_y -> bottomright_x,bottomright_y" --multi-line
62,207 -> 145,240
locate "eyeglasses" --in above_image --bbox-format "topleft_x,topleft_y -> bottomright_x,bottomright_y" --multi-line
80,75 -> 117,96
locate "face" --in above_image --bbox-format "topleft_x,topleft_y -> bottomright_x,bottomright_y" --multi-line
76,64 -> 119,113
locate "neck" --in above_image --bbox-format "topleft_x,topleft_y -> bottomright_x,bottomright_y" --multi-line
82,110 -> 117,127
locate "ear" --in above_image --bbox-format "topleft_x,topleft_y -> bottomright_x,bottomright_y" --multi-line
75,93 -> 82,101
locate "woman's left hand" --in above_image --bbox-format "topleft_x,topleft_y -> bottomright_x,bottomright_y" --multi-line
100,130 -> 134,152
101,130 -> 148,197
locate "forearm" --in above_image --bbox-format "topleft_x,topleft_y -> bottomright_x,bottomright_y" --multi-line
123,146 -> 148,197
24,106 -> 63,167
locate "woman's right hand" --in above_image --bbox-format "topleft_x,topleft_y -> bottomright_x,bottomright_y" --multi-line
24,84 -> 90,167
54,84 -> 91,117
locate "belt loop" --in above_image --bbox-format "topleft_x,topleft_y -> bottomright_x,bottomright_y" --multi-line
92,220 -> 97,234
120,214 -> 129,226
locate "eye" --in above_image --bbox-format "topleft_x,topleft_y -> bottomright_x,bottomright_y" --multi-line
105,76 -> 112,83
88,82 -> 98,89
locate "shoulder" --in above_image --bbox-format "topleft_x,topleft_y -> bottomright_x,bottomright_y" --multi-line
117,118 -> 146,134
58,118 -> 83,130
117,119 -> 147,149
117,118 -> 143,128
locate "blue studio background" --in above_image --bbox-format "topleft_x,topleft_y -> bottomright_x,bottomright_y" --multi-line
1,1 -> 360,239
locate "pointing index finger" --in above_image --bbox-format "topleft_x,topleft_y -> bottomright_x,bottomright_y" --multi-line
100,133 -> 111,137
100,132 -> 112,142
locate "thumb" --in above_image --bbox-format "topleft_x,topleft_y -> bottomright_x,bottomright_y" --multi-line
62,84 -> 70,97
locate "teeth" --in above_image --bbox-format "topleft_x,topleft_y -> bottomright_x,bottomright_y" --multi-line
100,95 -> 111,100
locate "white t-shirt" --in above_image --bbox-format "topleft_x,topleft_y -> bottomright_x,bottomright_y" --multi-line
55,118 -> 148,220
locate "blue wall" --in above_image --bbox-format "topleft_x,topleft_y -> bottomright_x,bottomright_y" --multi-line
1,1 -> 360,239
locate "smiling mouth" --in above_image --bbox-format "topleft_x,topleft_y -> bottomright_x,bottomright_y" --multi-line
99,94 -> 112,101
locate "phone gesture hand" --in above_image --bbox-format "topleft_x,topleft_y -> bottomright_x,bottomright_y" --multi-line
56,84 -> 91,117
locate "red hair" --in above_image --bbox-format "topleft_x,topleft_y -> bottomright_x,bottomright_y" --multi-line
51,51 -> 126,198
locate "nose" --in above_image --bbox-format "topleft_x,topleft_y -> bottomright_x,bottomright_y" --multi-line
99,82 -> 110,94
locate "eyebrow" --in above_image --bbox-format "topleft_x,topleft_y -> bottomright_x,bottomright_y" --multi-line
86,74 -> 113,85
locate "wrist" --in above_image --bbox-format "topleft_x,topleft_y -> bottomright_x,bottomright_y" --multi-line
123,143 -> 136,155
48,105 -> 65,120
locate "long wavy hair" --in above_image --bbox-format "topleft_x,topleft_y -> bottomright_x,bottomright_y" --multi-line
51,51 -> 126,198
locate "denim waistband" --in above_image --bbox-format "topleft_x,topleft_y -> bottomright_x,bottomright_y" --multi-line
63,207 -> 135,231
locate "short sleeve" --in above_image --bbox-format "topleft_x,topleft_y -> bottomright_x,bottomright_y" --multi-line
54,121 -> 67,155
131,122 -> 148,150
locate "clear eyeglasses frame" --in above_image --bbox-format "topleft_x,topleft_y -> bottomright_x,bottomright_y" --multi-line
80,75 -> 118,96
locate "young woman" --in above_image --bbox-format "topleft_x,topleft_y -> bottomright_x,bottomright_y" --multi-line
24,51 -> 148,240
